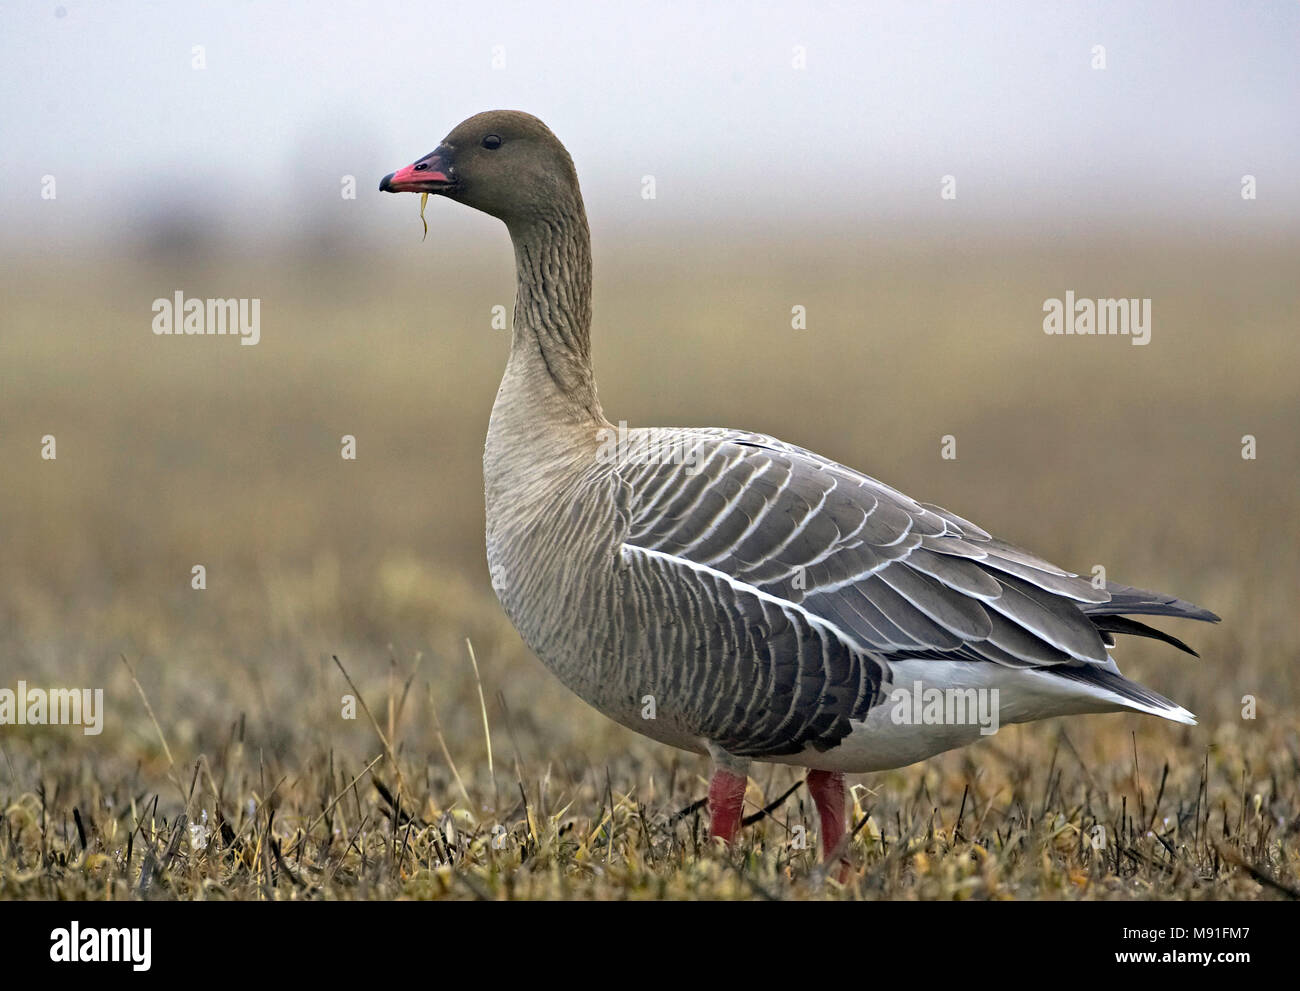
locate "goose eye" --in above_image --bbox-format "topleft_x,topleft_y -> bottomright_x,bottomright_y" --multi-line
482,134 -> 502,150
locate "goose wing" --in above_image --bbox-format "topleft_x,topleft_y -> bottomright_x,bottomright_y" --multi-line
612,428 -> 1214,756
619,428 -> 1118,666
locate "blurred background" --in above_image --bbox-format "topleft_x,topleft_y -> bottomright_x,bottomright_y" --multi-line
1,1 -> 1297,884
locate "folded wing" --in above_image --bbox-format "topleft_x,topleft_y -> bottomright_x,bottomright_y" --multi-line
614,428 -> 1216,756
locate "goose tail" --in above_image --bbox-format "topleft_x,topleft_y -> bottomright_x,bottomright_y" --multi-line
1083,582 -> 1221,623
1053,665 -> 1198,725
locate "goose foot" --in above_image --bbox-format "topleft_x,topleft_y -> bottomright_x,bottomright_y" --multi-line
707,768 -> 748,844
807,769 -> 852,878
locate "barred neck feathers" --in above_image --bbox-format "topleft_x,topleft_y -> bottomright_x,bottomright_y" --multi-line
503,208 -> 603,428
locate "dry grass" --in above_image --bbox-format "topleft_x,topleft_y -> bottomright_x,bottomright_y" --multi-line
1,226 -> 1297,899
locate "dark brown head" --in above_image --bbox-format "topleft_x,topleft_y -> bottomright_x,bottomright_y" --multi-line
380,110 -> 582,226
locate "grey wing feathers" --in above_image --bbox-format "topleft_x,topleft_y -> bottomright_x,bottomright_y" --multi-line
1083,582 -> 1220,622
614,428 -> 1217,756
619,544 -> 880,758
618,428 -> 1218,670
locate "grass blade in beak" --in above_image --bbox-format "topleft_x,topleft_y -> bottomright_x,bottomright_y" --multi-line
420,192 -> 429,242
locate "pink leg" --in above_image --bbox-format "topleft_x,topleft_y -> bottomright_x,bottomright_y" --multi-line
708,768 -> 748,844
807,769 -> 848,864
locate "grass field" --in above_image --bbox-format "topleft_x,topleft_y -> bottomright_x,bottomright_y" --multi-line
1,223 -> 1297,899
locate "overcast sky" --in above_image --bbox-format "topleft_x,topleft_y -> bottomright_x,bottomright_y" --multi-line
3,0 -> 1297,251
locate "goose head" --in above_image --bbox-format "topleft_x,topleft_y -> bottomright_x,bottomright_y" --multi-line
380,110 -> 582,225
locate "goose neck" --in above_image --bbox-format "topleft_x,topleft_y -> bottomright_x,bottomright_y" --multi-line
503,210 -> 603,425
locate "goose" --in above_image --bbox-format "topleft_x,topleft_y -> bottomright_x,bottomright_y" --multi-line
380,111 -> 1219,865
